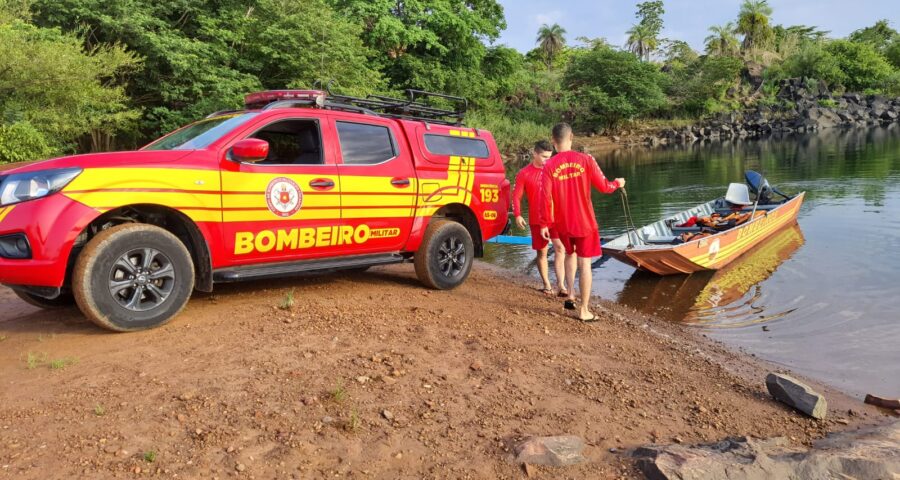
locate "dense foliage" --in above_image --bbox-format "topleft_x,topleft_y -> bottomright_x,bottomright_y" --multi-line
2,0 -> 900,162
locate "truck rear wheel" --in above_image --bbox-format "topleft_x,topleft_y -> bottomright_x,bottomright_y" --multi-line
14,290 -> 75,309
72,224 -> 194,332
414,220 -> 474,290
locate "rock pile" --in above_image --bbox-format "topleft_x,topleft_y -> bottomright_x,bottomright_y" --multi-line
648,78 -> 900,146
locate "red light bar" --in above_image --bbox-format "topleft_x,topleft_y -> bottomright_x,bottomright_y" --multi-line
244,90 -> 327,109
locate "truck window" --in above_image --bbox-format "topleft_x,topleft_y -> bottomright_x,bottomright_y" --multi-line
249,119 -> 322,165
144,113 -> 258,151
424,134 -> 489,158
336,121 -> 397,165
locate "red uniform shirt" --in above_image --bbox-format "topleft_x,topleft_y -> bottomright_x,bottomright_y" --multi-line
539,151 -> 620,237
512,163 -> 544,225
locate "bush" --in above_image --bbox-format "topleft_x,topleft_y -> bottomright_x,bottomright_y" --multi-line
772,41 -> 846,87
824,39 -> 894,92
667,55 -> 743,115
467,110 -> 552,158
0,122 -> 53,164
564,46 -> 667,131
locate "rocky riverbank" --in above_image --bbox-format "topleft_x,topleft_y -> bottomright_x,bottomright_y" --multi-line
0,263 -> 897,478
648,78 -> 900,146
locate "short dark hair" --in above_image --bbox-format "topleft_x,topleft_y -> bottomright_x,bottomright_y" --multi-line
552,123 -> 572,143
533,140 -> 553,153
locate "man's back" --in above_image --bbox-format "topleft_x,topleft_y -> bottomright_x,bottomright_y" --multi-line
540,150 -> 619,237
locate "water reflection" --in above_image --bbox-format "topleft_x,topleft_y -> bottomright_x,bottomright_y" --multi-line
617,224 -> 805,326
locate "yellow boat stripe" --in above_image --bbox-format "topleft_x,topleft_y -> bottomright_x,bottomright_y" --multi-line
689,212 -> 795,266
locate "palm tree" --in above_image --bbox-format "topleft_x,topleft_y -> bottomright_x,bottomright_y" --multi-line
705,23 -> 740,56
536,24 -> 567,69
736,0 -> 774,51
626,23 -> 656,61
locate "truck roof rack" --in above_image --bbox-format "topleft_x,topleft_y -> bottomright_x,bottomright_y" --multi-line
245,86 -> 468,126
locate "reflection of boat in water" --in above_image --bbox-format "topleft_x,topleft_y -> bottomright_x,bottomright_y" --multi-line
616,224 -> 805,324
604,172 -> 805,275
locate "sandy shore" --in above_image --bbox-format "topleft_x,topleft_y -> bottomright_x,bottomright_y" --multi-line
0,263 -> 892,479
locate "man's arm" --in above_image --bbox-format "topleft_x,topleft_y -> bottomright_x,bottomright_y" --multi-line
512,171 -> 526,229
588,155 -> 624,194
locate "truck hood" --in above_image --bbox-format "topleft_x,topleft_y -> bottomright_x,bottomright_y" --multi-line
1,150 -> 196,175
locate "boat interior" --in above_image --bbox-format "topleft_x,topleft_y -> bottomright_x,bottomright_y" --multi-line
605,182 -> 791,251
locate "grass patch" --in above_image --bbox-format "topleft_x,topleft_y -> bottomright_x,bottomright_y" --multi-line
94,404 -> 106,416
49,357 -> 76,370
330,382 -> 347,404
143,450 -> 157,463
279,289 -> 295,310
346,408 -> 361,432
26,352 -> 47,369
817,98 -> 839,109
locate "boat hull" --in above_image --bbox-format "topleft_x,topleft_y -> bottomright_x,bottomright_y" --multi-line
605,192 -> 805,275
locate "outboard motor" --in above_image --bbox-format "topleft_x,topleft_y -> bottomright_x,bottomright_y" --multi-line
745,170 -> 772,204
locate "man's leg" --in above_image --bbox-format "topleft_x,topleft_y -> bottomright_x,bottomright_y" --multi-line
536,246 -> 552,291
565,252 -> 578,303
551,239 -> 567,293
577,255 -> 594,320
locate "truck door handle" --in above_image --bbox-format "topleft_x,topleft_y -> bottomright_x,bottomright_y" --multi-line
390,177 -> 411,188
309,179 -> 335,190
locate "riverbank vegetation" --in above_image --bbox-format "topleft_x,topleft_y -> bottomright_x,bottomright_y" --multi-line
2,0 -> 900,162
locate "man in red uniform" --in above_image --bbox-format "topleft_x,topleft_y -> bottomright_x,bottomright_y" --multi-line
539,123 -> 625,322
513,140 -> 567,296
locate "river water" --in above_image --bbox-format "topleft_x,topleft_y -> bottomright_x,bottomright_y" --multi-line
484,125 -> 900,399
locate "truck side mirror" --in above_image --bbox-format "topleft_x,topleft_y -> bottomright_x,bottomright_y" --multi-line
230,138 -> 269,163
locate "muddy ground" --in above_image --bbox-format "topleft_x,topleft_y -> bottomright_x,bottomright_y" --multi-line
0,263 -> 893,479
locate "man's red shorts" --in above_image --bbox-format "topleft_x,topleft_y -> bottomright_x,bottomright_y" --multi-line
529,225 -> 559,251
559,231 -> 602,257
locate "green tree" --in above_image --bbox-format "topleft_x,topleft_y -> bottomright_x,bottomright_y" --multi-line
773,41 -> 846,87
0,18 -> 139,162
667,56 -> 743,115
824,39 -> 894,91
565,44 -> 667,130
628,0 -> 665,61
736,0 -> 774,51
333,0 -> 505,98
536,23 -> 567,69
705,23 -> 740,56
885,39 -> 900,68
33,0 -> 383,140
848,19 -> 898,52
626,23 -> 656,62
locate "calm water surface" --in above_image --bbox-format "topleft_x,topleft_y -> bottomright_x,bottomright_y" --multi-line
484,125 -> 900,398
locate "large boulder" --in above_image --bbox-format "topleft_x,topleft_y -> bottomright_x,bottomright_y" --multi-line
633,421 -> 900,480
803,107 -> 842,129
766,373 -> 828,419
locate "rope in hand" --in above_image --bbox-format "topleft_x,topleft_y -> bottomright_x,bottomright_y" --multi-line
619,187 -> 641,248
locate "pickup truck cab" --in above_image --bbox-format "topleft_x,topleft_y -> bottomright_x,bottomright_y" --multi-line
0,89 -> 510,331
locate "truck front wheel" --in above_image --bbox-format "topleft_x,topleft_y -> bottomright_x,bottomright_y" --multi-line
72,224 -> 195,332
414,220 -> 474,290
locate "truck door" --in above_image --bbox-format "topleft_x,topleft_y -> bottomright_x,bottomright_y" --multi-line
219,115 -> 346,265
332,116 -> 416,254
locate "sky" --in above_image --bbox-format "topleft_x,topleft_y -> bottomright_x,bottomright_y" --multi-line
494,0 -> 900,53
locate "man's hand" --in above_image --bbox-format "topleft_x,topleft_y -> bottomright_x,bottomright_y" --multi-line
615,178 -> 626,189
540,227 -> 551,240
515,215 -> 527,230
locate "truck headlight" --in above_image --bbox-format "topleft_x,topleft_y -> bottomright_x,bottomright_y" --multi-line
0,168 -> 82,206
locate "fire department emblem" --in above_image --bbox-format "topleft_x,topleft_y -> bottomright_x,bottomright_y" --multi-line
265,177 -> 303,217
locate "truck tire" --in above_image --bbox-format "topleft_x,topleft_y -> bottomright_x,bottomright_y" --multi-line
414,220 -> 474,290
14,290 -> 75,309
72,224 -> 195,332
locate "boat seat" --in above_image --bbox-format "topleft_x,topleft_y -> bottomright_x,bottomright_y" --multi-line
645,235 -> 678,244
671,226 -> 702,234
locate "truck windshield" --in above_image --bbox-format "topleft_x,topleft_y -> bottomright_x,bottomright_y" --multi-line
143,113 -> 259,151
